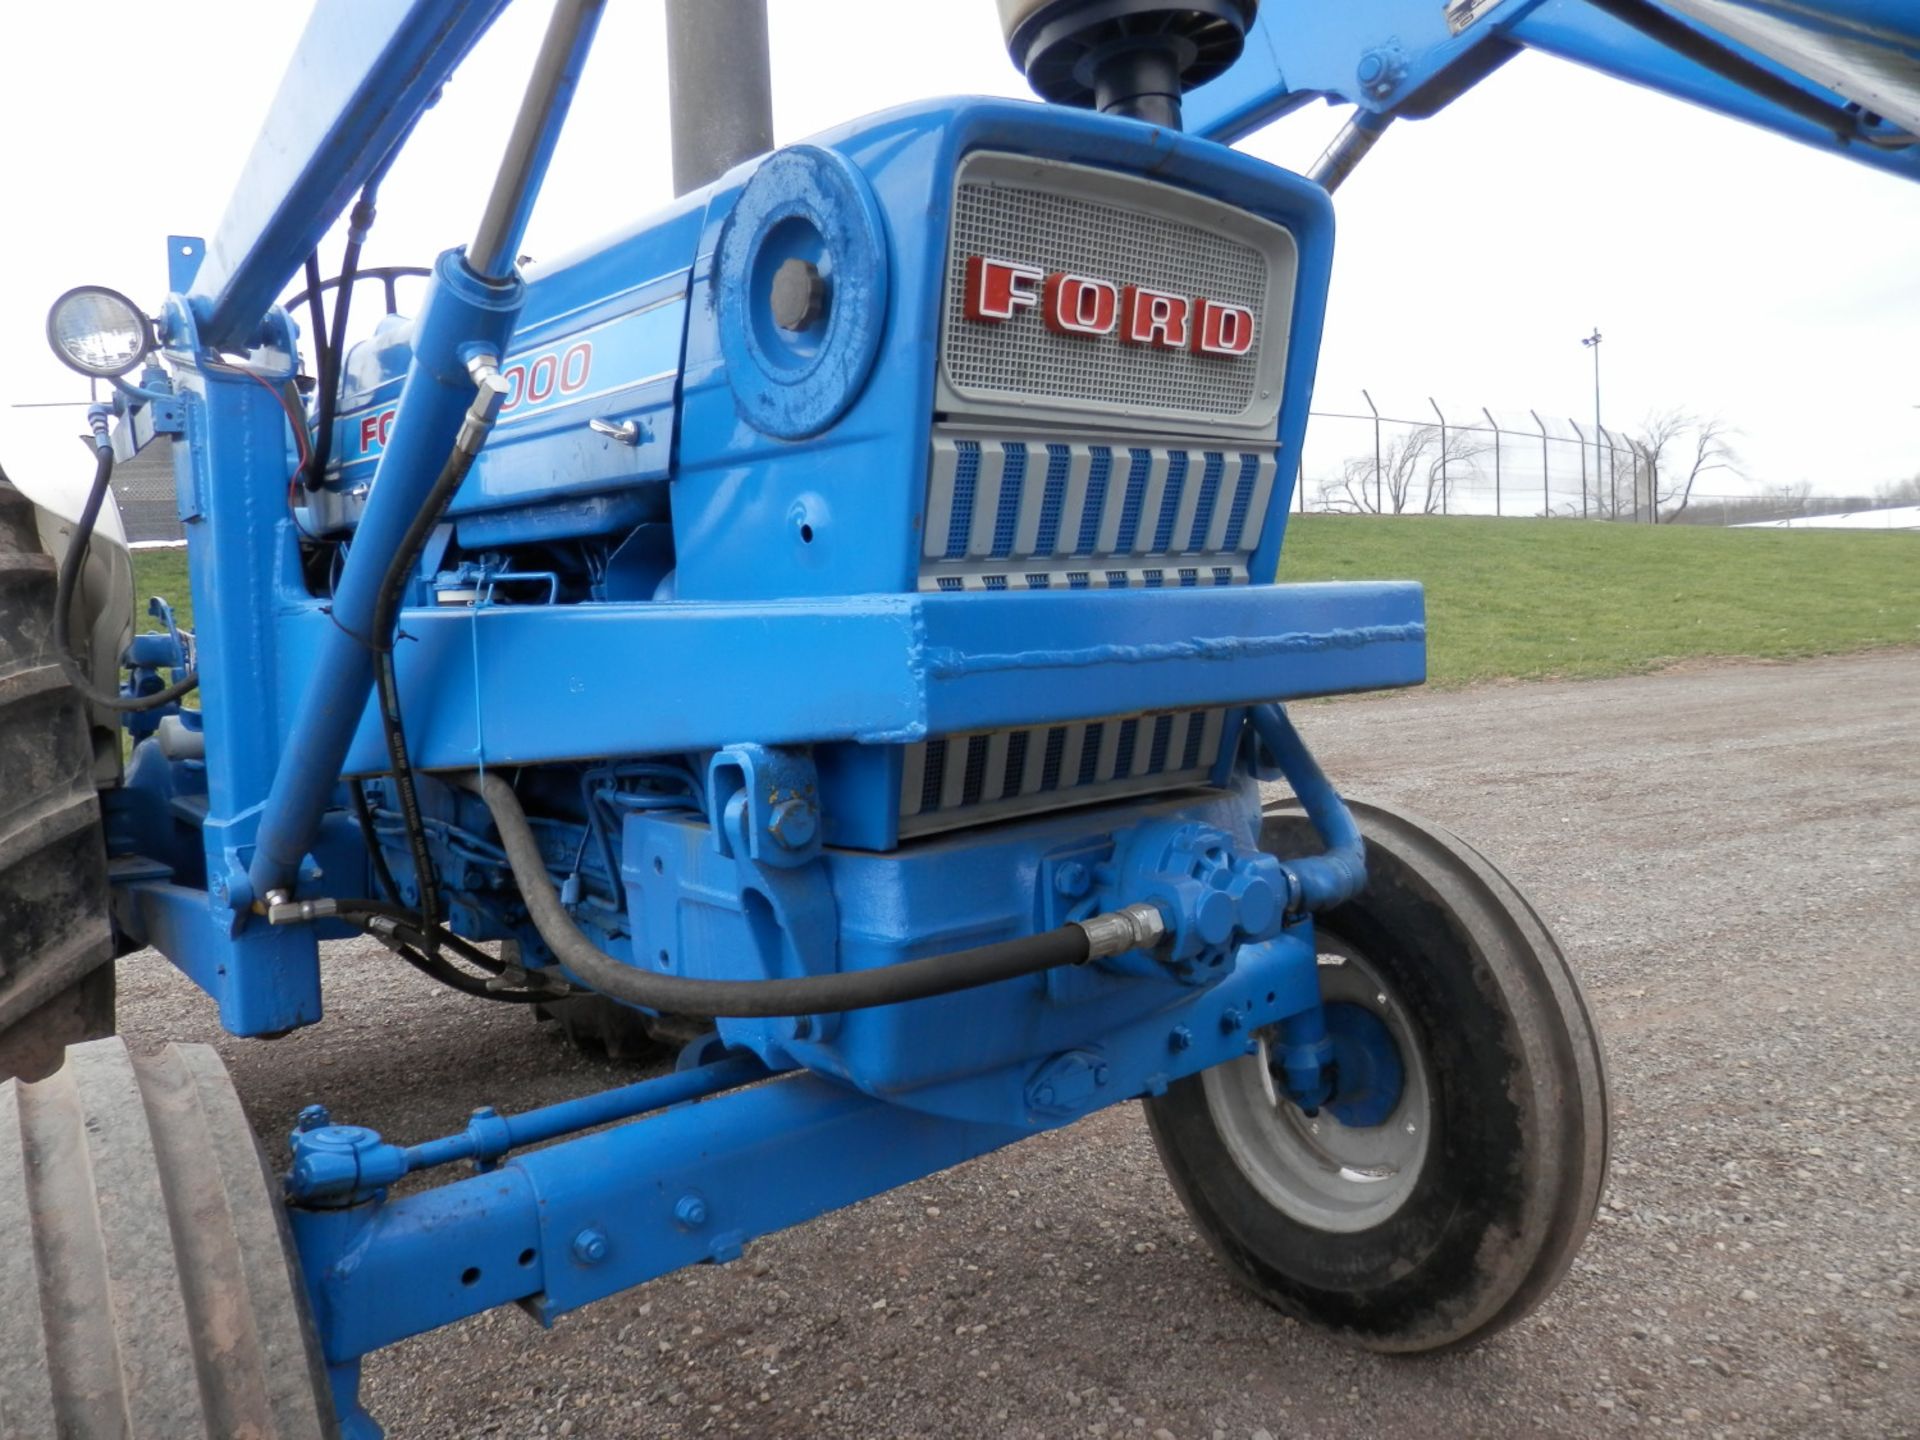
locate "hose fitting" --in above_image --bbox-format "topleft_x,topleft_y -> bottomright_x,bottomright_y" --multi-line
1074,903 -> 1167,960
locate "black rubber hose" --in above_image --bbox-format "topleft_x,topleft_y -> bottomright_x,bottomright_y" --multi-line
457,770 -> 1094,1018
300,253 -> 330,399
347,782 -> 406,904
364,435 -> 488,951
334,910 -> 557,1005
328,898 -> 508,975
51,445 -> 199,712
328,897 -> 572,1005
302,164 -> 393,488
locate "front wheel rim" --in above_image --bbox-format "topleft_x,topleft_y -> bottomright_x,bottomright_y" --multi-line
1200,938 -> 1432,1234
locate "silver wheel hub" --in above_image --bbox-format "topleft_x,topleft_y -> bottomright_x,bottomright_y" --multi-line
1201,940 -> 1431,1233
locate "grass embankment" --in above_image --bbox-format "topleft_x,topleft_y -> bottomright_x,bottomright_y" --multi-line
130,546 -> 192,635
132,516 -> 1917,690
1281,515 -> 1918,688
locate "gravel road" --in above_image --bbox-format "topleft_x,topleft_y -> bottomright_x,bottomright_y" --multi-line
117,650 -> 1919,1439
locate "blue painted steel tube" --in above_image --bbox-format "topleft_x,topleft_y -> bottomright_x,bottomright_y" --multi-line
248,250 -> 524,902
400,1053 -> 769,1174
294,1072 -> 1031,1366
1250,703 -> 1367,911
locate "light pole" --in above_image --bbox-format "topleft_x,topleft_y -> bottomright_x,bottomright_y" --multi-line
1581,328 -> 1603,516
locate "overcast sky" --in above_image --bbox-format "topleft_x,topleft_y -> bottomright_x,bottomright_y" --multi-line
2,1 -> 1915,500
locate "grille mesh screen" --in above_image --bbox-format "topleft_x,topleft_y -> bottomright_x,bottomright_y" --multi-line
944,178 -> 1268,416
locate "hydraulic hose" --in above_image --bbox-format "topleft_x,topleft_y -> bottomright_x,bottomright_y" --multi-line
1250,704 -> 1366,912
50,441 -> 198,712
360,360 -> 509,943
455,769 -> 1155,1018
271,893 -> 566,1004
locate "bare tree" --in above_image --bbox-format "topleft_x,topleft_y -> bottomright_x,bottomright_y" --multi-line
1877,472 -> 1920,505
1642,410 -> 1742,521
1320,424 -> 1486,515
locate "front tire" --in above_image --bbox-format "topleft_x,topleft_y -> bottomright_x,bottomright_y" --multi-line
1145,798 -> 1609,1353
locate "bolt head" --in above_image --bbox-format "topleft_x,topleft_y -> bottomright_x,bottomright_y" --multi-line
572,1227 -> 609,1265
767,796 -> 818,851
1168,1025 -> 1193,1052
1357,53 -> 1386,84
770,257 -> 829,332
675,1195 -> 709,1228
1220,1007 -> 1244,1034
295,1104 -> 331,1133
1053,860 -> 1091,898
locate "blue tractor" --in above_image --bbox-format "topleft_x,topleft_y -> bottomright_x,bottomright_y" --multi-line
0,1 -> 1911,1433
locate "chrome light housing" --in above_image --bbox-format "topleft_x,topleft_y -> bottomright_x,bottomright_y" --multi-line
46,285 -> 153,379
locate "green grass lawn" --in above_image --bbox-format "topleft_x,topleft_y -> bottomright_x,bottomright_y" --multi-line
132,515 -> 1917,691
130,546 -> 191,635
1280,514 -> 1919,687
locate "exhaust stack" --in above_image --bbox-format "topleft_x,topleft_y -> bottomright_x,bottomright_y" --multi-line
665,0 -> 775,195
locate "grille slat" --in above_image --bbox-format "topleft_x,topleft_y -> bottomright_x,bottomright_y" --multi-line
922,434 -> 1274,592
900,708 -> 1228,838
1075,447 -> 1112,555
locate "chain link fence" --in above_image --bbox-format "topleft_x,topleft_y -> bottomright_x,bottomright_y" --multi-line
1296,397 -> 1661,521
64,399 -> 1805,544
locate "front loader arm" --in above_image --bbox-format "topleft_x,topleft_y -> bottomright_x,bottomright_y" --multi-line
187,0 -> 510,350
1185,0 -> 1920,185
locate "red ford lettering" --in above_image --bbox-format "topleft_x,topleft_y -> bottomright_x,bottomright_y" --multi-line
1194,299 -> 1255,358
356,407 -> 397,453
964,255 -> 1043,322
961,255 -> 1252,359
1042,273 -> 1118,336
1121,286 -> 1191,349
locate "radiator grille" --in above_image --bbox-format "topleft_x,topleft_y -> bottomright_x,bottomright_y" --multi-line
921,433 -> 1275,591
899,709 -> 1228,838
945,177 -> 1268,418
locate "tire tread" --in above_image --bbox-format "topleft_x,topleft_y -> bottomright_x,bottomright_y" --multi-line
0,1039 -> 335,1438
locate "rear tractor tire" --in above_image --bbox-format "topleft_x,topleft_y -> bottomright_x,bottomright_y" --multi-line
0,1037 -> 336,1437
0,476 -> 116,1083
1146,798 -> 1610,1353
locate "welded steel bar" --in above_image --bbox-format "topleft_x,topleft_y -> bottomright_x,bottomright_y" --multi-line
190,0 -> 511,349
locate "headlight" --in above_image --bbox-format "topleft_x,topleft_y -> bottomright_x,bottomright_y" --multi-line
46,285 -> 152,379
